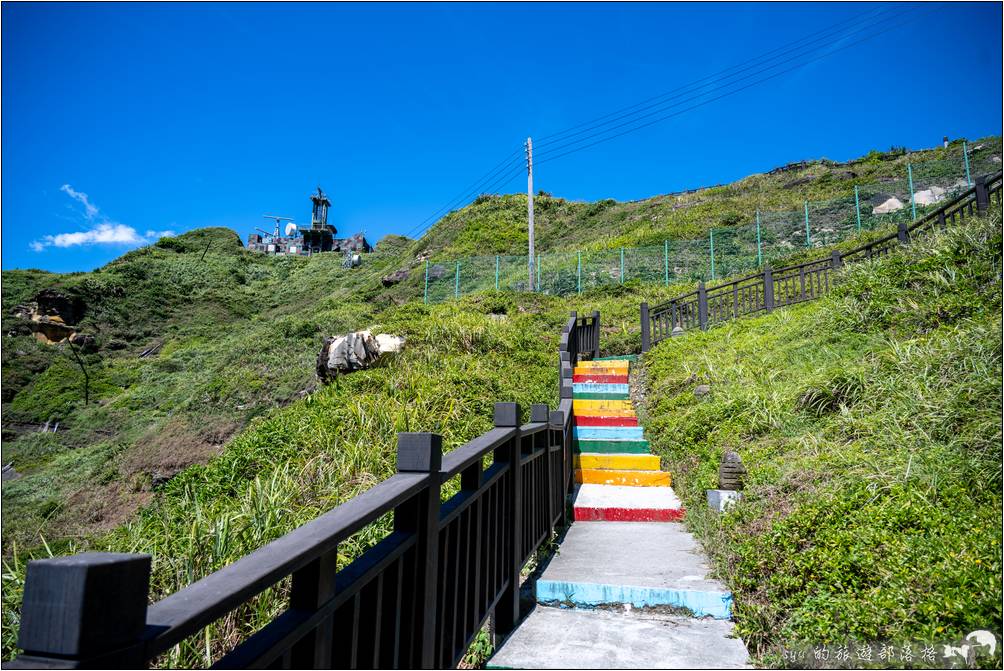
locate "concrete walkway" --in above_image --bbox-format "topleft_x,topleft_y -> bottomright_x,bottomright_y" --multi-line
489,357 -> 749,669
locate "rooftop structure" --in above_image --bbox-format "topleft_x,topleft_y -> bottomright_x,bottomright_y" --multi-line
247,186 -> 371,256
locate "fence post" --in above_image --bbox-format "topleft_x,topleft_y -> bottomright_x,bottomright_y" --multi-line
536,254 -> 541,292
424,260 -> 429,304
454,262 -> 460,299
755,210 -> 763,266
531,403 -> 554,538
908,162 -> 916,221
897,221 -> 909,244
663,240 -> 670,286
577,251 -> 582,294
854,185 -> 862,233
709,230 -> 715,280
549,407 -> 568,529
619,247 -> 625,284
804,200 -> 811,247
697,281 -> 709,330
12,552 -> 152,668
495,255 -> 500,290
763,266 -> 774,313
591,310 -> 601,358
640,302 -> 650,353
492,402 -> 522,640
975,175 -> 989,213
831,250 -> 842,270
963,140 -> 972,186
394,432 -> 442,668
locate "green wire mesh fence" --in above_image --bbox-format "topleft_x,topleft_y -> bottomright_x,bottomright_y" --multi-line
421,142 -> 1001,303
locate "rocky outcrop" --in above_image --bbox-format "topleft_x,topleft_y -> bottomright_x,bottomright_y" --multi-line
12,289 -> 89,344
872,196 -> 905,214
316,330 -> 405,383
381,269 -> 410,286
913,186 -> 946,207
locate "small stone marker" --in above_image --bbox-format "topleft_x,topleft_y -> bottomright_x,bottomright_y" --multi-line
707,451 -> 746,512
694,384 -> 711,398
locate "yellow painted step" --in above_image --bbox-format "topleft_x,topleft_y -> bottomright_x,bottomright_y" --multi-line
575,469 -> 672,487
576,362 -> 629,372
578,359 -> 629,367
573,367 -> 630,377
575,453 -> 660,471
573,399 -> 635,415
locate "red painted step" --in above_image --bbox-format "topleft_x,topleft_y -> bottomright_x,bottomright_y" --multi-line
572,374 -> 629,384
574,415 -> 639,427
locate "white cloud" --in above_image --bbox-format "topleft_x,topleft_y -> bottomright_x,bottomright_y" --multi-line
59,184 -> 99,220
32,185 -> 176,252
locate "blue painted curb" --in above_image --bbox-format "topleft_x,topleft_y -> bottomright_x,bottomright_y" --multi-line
535,579 -> 733,619
573,426 -> 645,440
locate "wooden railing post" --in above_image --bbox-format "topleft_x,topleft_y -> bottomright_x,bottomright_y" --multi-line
640,302 -> 650,353
532,403 -> 554,538
897,221 -> 909,244
763,266 -> 774,313
289,545 -> 338,667
697,282 -> 709,330
549,408 -> 568,529
491,402 -> 522,641
12,552 -> 151,669
394,432 -> 443,669
831,250 -> 842,270
591,310 -> 601,358
975,175 -> 989,213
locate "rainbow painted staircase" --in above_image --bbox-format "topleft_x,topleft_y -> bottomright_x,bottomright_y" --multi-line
489,357 -> 749,669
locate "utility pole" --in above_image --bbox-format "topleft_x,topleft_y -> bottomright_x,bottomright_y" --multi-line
526,137 -> 535,291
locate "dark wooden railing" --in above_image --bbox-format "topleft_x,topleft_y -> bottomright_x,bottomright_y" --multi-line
6,313 -> 601,669
641,172 -> 1002,351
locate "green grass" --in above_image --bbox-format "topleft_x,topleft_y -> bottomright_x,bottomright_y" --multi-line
639,212 -> 1003,667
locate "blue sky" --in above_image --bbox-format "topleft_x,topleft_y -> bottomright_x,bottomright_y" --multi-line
2,2 -> 1000,272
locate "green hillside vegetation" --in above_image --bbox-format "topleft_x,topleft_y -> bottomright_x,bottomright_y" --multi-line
639,212 -> 1003,666
1,138 -> 1000,666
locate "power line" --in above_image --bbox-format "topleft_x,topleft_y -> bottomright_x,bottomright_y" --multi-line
534,5 -> 936,167
533,4 -> 901,149
532,4 -> 921,163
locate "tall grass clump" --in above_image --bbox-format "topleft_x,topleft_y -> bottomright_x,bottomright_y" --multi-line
640,211 -> 1002,667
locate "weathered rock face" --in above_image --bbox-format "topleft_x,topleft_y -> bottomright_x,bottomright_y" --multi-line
12,289 -> 88,344
381,269 -> 410,286
694,384 -> 712,398
316,330 -> 405,383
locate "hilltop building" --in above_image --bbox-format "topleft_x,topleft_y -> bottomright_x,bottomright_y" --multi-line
247,187 -> 372,256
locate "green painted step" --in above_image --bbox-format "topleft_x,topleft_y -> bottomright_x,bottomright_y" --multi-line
573,392 -> 630,400
593,355 -> 639,362
574,439 -> 651,454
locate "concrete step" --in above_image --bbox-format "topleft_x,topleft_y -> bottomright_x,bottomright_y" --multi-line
535,521 -> 731,619
572,373 -> 629,384
574,415 -> 638,427
572,399 -> 634,415
572,484 -> 683,522
487,606 -> 749,669
575,453 -> 660,471
572,382 -> 630,395
575,469 -> 671,487
574,439 -> 649,454
574,426 -> 645,441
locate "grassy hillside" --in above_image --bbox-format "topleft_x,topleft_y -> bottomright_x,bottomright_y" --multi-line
639,212 -> 1002,666
1,137 -> 1000,666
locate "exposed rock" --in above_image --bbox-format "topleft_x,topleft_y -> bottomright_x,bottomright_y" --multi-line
106,339 -> 128,350
912,186 -> 946,207
694,384 -> 712,398
35,289 -> 86,325
381,269 -> 410,286
993,155 -> 1001,164
428,264 -> 448,280
69,333 -> 97,351
783,175 -> 817,189
317,330 -> 405,383
2,463 -> 21,483
872,196 -> 904,214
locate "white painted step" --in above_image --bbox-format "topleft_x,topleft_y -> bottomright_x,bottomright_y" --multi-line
488,606 -> 750,669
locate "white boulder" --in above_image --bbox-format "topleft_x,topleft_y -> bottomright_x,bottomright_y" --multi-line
317,330 -> 405,382
872,197 -> 904,214
912,186 -> 946,207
